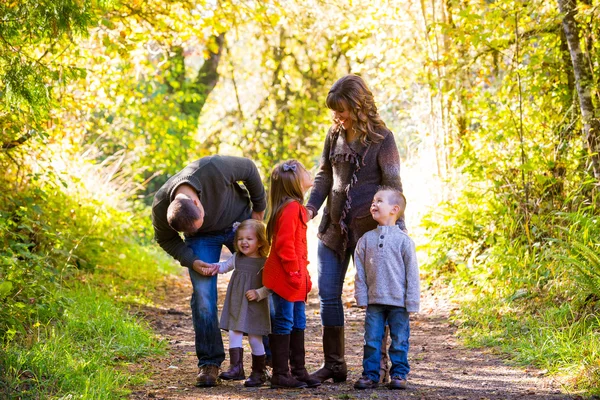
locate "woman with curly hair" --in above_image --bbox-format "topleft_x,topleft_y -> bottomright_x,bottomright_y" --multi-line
306,74 -> 406,384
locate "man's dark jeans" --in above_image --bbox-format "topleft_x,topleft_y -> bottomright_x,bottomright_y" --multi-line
185,228 -> 235,368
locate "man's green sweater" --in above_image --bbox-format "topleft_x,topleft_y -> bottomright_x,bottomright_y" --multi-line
151,155 -> 266,269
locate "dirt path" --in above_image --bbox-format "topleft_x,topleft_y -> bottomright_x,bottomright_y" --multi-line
129,266 -> 570,400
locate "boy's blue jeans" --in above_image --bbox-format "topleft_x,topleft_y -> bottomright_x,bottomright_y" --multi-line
317,240 -> 354,326
362,304 -> 410,382
185,228 -> 235,368
271,292 -> 306,334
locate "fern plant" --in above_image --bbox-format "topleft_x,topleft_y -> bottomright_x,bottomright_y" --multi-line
554,212 -> 600,298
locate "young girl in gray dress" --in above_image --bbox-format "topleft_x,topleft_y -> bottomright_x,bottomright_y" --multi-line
201,219 -> 271,387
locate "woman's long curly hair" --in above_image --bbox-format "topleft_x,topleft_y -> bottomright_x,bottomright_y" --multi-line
326,74 -> 387,144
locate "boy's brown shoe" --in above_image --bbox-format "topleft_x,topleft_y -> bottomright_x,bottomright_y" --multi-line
354,376 -> 378,389
196,365 -> 220,387
388,376 -> 407,390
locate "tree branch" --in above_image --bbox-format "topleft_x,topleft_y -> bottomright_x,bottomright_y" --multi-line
1,131 -> 35,150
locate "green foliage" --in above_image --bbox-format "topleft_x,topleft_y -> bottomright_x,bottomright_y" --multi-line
0,156 -> 176,397
419,1 -> 600,392
554,212 -> 600,298
422,185 -> 600,394
421,187 -> 501,279
0,0 -> 109,145
0,167 -> 145,336
3,0 -> 600,397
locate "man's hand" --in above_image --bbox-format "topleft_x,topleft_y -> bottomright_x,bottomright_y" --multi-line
192,260 -> 219,276
307,209 -> 314,220
245,289 -> 259,301
251,210 -> 265,221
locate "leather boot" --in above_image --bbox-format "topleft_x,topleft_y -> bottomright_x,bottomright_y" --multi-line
196,364 -> 219,387
269,334 -> 307,389
219,347 -> 245,380
289,329 -> 321,388
244,354 -> 269,387
310,326 -> 347,383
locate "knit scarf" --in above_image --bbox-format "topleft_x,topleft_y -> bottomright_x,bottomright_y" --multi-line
328,127 -> 372,238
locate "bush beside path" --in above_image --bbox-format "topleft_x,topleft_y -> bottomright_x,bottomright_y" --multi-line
129,269 -> 570,400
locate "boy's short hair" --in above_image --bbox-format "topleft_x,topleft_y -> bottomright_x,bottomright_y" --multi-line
377,186 -> 406,220
167,197 -> 201,233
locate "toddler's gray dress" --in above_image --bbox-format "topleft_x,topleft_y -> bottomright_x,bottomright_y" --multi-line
219,253 -> 270,336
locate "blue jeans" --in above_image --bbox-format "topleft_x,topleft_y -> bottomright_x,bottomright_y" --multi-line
271,293 -> 306,334
362,305 -> 410,381
185,228 -> 235,367
317,240 -> 354,326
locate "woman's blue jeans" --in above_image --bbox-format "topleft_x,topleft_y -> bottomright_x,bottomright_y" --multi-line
271,293 -> 306,334
185,228 -> 234,368
317,240 -> 354,326
362,305 -> 410,381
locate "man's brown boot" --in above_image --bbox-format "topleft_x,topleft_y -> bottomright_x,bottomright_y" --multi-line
196,364 -> 220,387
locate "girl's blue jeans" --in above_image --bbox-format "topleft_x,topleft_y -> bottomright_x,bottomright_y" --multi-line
271,292 -> 306,334
185,228 -> 235,368
362,305 -> 410,382
317,240 -> 354,326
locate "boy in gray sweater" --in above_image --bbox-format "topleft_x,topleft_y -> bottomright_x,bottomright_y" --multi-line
353,187 -> 420,390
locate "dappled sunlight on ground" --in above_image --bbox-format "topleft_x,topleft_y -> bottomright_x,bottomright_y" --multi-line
130,261 -> 569,400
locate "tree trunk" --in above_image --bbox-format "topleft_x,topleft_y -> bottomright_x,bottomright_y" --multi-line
557,0 -> 600,179
166,33 -> 225,120
182,33 -> 226,120
444,0 -> 469,150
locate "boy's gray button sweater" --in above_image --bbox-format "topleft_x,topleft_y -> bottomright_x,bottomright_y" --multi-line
354,225 -> 420,312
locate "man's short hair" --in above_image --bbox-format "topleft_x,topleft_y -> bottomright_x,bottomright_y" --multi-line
167,197 -> 201,233
377,186 -> 406,220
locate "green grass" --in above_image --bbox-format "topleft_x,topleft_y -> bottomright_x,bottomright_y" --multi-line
0,239 -> 178,399
1,283 -> 167,399
449,273 -> 600,395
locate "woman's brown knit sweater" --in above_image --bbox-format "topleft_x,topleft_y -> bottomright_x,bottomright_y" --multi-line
306,125 -> 405,258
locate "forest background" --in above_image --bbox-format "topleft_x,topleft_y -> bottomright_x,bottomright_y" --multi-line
1,0 -> 600,398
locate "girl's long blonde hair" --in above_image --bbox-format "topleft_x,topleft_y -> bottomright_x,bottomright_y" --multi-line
326,74 -> 388,144
266,159 -> 306,242
234,219 -> 270,257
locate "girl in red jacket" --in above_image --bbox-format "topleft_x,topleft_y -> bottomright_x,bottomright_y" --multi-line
263,159 -> 321,389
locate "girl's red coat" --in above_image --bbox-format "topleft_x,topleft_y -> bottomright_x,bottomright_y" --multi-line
263,201 -> 313,302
